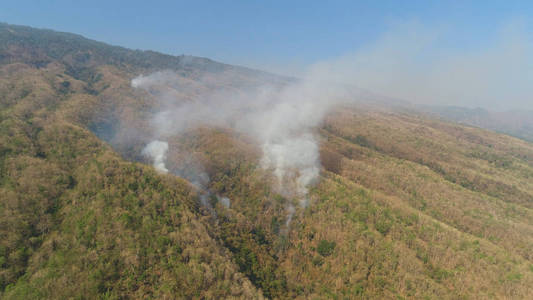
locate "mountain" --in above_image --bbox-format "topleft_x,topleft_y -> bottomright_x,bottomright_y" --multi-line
1,23 -> 533,299
418,105 -> 533,143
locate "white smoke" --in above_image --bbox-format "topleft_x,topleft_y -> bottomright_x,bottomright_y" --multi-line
285,204 -> 295,227
217,196 -> 231,208
131,71 -> 177,89
142,140 -> 169,173
131,68 -> 351,225
299,21 -> 533,111
248,76 -> 350,201
261,135 -> 319,199
127,20 -> 533,228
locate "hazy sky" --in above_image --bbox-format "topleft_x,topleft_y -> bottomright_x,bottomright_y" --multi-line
2,1 -> 533,110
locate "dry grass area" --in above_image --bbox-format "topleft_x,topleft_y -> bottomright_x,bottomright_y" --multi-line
185,107 -> 533,299
1,23 -> 533,299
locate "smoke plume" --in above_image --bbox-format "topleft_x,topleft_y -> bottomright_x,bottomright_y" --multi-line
142,140 -> 169,173
131,69 -> 350,209
217,196 -> 231,208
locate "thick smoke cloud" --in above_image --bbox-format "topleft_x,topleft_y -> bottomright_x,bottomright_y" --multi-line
142,140 -> 169,173
132,21 -> 533,218
132,70 -> 350,210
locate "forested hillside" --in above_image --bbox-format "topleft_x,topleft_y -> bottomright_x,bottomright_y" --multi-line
1,23 -> 532,299
420,105 -> 533,143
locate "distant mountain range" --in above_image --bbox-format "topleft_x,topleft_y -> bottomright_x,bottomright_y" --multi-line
418,105 -> 533,142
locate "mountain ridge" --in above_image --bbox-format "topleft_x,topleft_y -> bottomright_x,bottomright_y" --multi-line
0,22 -> 291,83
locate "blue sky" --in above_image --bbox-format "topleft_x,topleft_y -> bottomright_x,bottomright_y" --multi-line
2,1 -> 532,74
2,1 -> 533,110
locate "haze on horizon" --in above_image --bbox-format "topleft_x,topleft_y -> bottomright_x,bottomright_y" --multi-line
2,0 -> 533,111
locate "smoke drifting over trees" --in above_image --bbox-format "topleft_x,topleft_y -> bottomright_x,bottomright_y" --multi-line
131,21 -> 533,225
141,140 -> 169,173
131,69 -> 352,208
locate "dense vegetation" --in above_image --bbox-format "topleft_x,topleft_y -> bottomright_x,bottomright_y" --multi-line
1,23 -> 532,299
